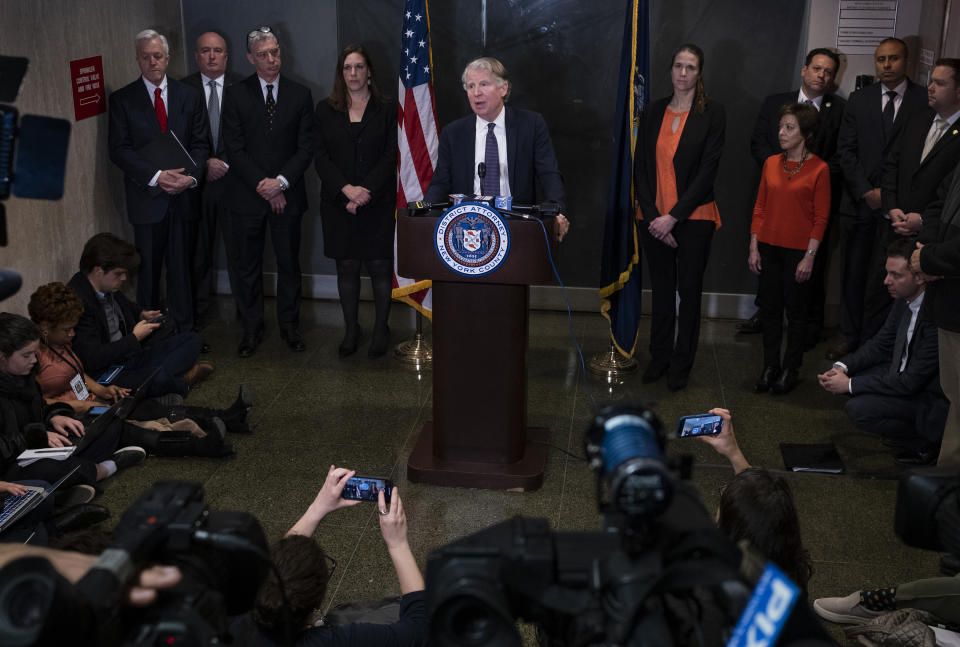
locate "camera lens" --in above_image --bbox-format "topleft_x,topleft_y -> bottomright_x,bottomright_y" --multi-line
449,598 -> 494,644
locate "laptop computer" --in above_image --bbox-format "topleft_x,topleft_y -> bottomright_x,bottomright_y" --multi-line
75,367 -> 160,451
0,463 -> 80,535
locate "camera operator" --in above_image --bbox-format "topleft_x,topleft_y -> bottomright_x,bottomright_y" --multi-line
230,465 -> 427,646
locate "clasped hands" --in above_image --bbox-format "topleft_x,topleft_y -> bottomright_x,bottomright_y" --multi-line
817,366 -> 851,394
648,214 -> 677,248
257,177 -> 287,213
889,208 -> 922,236
343,184 -> 371,215
157,168 -> 195,195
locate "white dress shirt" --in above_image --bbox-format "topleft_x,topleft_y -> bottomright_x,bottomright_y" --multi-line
797,88 -> 823,111
881,79 -> 908,120
143,75 -> 168,186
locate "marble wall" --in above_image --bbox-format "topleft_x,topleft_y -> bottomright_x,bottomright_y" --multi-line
0,0 -> 183,315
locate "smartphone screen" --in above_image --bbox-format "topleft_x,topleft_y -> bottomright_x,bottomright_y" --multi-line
676,413 -> 724,438
341,475 -> 393,505
89,405 -> 109,415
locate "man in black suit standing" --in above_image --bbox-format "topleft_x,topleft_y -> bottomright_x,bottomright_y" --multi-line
819,238 -> 946,465
741,48 -> 845,342
108,29 -> 210,335
181,31 -> 244,338
912,164 -> 960,467
424,57 -> 569,240
828,38 -> 928,360
221,26 -> 314,357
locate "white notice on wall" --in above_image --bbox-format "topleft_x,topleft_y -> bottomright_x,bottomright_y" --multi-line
837,0 -> 898,55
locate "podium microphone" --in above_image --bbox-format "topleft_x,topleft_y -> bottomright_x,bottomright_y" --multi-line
477,162 -> 486,184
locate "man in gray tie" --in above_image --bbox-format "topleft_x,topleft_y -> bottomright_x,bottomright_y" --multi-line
818,238 -> 947,465
181,32 -> 244,338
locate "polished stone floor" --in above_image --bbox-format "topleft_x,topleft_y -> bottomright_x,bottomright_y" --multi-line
95,295 -> 943,638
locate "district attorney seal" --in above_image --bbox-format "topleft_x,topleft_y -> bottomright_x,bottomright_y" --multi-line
434,202 -> 510,276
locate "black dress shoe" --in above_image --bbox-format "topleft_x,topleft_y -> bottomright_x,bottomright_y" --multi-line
771,368 -> 799,395
754,366 -> 779,393
736,312 -> 762,334
667,371 -> 689,392
642,362 -> 668,384
280,327 -> 306,352
238,324 -> 265,358
368,326 -> 391,359
894,447 -> 938,466
52,503 -> 110,535
338,326 -> 362,358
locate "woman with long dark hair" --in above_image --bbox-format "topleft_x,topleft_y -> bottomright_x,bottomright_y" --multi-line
314,45 -> 398,359
634,44 -> 725,392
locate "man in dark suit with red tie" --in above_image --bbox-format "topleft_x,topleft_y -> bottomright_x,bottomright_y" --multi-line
221,26 -> 314,357
818,238 -> 947,465
108,29 -> 210,335
828,38 -> 928,360
181,31 -> 244,337
424,57 -> 569,241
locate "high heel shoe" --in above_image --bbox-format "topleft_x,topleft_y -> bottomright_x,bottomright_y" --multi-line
338,326 -> 362,358
368,326 -> 390,359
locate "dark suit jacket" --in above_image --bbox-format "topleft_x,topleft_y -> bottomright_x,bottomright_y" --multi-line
836,79 -> 927,212
841,297 -> 941,397
108,76 -> 210,225
881,109 -> 960,215
221,73 -> 314,215
181,70 -> 243,201
424,106 -> 565,211
633,97 -> 725,222
919,164 -> 960,331
67,272 -> 144,375
750,91 -> 845,171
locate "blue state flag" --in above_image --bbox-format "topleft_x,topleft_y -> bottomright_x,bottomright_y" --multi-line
599,0 -> 648,358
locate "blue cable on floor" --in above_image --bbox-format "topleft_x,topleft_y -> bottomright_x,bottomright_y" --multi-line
533,217 -> 598,413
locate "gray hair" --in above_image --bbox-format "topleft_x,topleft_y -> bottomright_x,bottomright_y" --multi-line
246,26 -> 279,53
135,29 -> 169,55
461,57 -> 511,100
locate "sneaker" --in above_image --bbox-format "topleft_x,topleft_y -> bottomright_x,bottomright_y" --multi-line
112,446 -> 147,471
58,484 -> 96,507
813,591 -> 885,624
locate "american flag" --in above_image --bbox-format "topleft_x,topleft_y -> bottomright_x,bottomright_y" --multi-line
392,0 -> 438,317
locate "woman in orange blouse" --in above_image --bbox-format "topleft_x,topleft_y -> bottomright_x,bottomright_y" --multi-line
634,44 -> 725,391
749,103 -> 830,394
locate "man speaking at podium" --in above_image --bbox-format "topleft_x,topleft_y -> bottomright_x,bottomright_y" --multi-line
425,57 -> 570,241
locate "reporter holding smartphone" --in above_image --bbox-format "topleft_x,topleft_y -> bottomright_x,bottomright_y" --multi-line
231,465 -> 426,646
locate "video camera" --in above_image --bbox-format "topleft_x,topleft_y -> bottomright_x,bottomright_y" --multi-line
426,404 -> 800,647
895,466 -> 960,559
0,481 -> 269,646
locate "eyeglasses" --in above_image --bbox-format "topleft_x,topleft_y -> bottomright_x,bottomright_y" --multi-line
247,26 -> 272,40
253,47 -> 280,60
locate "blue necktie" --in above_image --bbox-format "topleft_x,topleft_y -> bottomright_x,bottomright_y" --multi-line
483,122 -> 499,195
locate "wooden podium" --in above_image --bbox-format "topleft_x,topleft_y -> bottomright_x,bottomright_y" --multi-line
397,208 -> 557,490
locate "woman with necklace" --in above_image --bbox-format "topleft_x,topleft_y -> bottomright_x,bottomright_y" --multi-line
634,44 -> 725,392
749,103 -> 830,394
314,45 -> 397,359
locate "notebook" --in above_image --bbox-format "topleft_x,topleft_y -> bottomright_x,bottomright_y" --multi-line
779,443 -> 845,474
0,464 -> 80,534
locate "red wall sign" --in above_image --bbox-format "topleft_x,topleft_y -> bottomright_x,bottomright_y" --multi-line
70,56 -> 106,121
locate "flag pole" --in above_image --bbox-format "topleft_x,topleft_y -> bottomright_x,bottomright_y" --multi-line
395,309 -> 432,367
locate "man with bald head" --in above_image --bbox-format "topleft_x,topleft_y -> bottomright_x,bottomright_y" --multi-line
108,29 -> 210,334
182,32 -> 244,338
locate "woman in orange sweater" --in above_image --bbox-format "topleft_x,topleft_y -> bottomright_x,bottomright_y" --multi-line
749,103 -> 830,394
634,43 -> 725,392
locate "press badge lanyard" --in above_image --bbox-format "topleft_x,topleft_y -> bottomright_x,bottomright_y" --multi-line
42,342 -> 89,401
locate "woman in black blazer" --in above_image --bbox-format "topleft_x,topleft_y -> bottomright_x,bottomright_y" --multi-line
634,43 -> 726,391
315,45 -> 398,359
